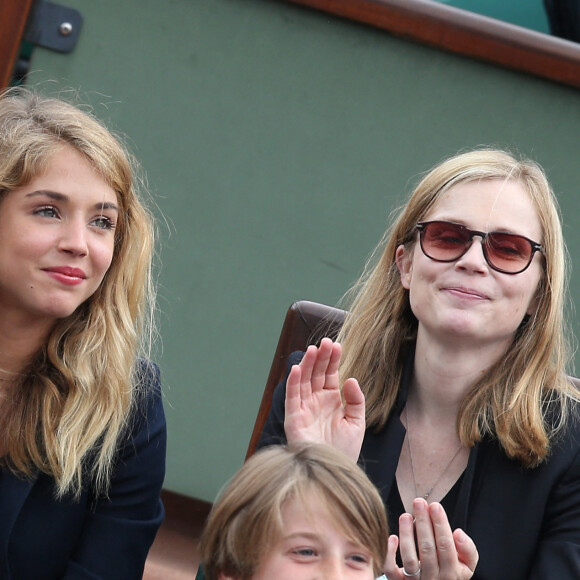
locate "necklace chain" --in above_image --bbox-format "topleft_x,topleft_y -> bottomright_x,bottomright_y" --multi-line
404,406 -> 464,501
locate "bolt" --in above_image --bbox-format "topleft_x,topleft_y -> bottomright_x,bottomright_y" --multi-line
59,22 -> 73,36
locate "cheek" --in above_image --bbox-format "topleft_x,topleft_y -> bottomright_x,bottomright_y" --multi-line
17,231 -> 55,257
95,238 -> 116,275
505,279 -> 540,320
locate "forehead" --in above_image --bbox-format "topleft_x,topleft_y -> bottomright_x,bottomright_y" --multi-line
23,145 -> 118,205
279,491 -> 355,539
425,178 -> 542,240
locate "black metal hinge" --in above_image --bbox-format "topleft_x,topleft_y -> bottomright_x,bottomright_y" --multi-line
24,0 -> 83,53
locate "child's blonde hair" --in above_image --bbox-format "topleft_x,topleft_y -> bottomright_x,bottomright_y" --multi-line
200,443 -> 388,579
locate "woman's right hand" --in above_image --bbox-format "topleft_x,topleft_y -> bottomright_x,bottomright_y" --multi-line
284,337 -> 365,462
384,499 -> 478,580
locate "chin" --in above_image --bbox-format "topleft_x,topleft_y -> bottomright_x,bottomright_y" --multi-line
439,318 -> 483,337
38,301 -> 87,322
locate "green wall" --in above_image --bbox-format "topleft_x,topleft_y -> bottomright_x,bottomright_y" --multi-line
29,0 -> 580,502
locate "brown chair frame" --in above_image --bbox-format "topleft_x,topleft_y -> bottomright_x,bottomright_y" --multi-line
0,0 -> 35,88
246,300 -> 346,458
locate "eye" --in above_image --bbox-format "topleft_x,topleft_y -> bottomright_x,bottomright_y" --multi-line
488,234 -> 528,259
290,547 -> 319,561
347,552 -> 372,569
90,215 -> 116,230
34,206 -> 59,219
294,548 -> 316,557
427,223 -> 468,247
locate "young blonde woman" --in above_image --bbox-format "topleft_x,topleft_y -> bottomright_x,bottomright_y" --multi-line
260,149 -> 580,579
0,88 -> 166,579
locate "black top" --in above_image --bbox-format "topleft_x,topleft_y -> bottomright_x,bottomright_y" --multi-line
387,473 -> 464,538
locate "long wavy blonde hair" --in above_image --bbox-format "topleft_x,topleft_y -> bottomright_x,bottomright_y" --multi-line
0,88 -> 156,497
338,148 -> 576,467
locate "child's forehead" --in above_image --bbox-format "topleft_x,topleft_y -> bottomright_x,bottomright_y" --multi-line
282,486 -> 330,512
279,488 -> 355,535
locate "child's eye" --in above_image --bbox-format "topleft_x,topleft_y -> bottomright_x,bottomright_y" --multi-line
295,548 -> 316,556
34,206 -> 59,218
91,216 -> 116,230
347,553 -> 372,568
291,547 -> 318,559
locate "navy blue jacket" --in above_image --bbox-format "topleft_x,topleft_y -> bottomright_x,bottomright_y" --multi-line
0,361 -> 167,579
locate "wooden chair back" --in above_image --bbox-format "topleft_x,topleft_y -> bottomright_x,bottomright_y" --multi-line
246,300 -> 346,458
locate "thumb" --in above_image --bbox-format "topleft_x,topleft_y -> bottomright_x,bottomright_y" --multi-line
454,528 -> 479,572
343,378 -> 365,422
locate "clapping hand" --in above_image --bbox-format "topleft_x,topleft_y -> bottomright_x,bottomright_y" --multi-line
284,337 -> 365,462
384,499 -> 478,580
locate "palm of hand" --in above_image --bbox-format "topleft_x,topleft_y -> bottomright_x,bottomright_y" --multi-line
284,339 -> 365,461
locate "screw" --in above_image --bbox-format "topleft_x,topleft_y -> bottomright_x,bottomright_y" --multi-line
59,22 -> 73,36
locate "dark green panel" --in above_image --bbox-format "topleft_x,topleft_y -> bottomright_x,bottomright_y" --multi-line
29,0 -> 580,501
435,0 -> 550,32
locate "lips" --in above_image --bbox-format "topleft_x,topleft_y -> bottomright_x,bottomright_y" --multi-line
45,266 -> 87,279
444,286 -> 490,300
43,266 -> 87,287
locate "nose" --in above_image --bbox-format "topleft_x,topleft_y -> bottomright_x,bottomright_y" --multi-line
58,219 -> 88,257
455,236 -> 488,273
321,557 -> 347,579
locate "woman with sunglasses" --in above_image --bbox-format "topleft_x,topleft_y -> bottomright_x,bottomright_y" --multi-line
259,148 -> 580,579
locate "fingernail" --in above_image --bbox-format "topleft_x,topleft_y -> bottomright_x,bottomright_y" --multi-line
413,498 -> 426,512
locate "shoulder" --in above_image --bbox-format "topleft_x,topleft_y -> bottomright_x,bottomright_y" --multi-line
545,385 -> 580,441
533,395 -> 580,481
134,358 -> 162,393
133,359 -> 163,412
553,401 -> 580,456
120,359 -> 166,450
288,350 -> 305,367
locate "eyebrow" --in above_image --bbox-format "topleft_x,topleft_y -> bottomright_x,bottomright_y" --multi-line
280,532 -> 371,556
432,217 -> 527,236
282,532 -> 321,541
26,190 -> 119,213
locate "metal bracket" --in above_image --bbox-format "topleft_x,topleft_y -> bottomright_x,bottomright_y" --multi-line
24,1 -> 83,53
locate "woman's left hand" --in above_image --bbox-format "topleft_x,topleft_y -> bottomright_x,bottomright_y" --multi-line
384,498 -> 479,580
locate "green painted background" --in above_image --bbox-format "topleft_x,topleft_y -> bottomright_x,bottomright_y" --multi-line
29,0 -> 580,502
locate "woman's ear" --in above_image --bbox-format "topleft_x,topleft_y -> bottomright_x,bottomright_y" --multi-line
396,244 -> 412,290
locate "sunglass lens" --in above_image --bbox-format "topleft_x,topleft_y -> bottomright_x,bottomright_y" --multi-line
422,222 -> 470,260
485,234 -> 532,273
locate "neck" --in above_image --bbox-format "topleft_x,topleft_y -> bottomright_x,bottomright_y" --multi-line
411,326 -> 509,419
0,316 -> 52,375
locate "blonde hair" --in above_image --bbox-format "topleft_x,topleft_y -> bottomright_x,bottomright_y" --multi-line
199,443 -> 388,580
339,148 -> 576,467
0,87 -> 156,496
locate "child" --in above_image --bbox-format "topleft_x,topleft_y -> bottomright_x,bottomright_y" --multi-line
199,442 -> 388,580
